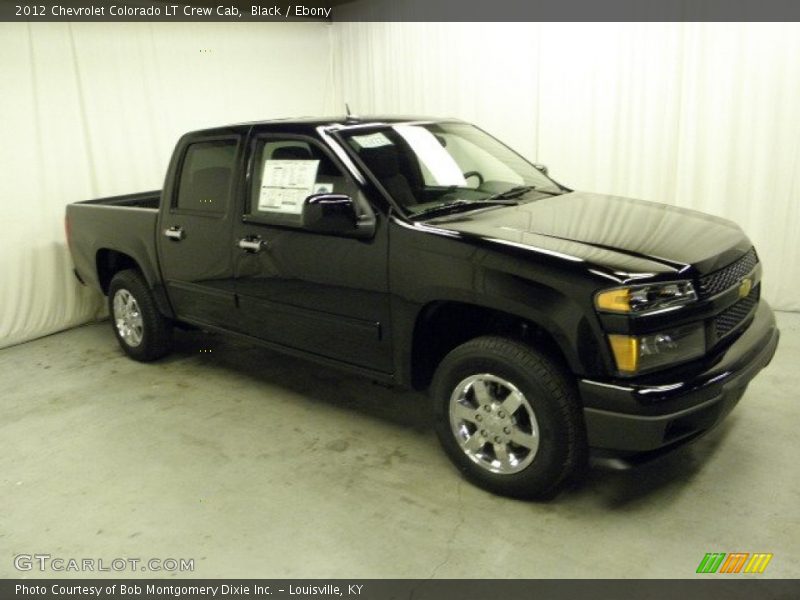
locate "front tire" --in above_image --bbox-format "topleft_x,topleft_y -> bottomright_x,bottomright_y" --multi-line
108,269 -> 172,362
431,336 -> 587,499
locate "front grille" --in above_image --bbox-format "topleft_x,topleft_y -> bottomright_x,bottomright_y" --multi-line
714,285 -> 760,339
697,248 -> 758,299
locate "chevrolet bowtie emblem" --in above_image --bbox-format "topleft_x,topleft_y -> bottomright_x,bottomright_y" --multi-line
739,277 -> 753,298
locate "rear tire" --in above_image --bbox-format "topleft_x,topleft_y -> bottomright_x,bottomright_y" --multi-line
431,336 -> 587,499
108,269 -> 172,362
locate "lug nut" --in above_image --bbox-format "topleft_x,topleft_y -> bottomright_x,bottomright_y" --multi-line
503,427 -> 511,434
498,411 -> 506,418
483,405 -> 491,412
480,429 -> 487,437
475,414 -> 483,422
494,436 -> 502,444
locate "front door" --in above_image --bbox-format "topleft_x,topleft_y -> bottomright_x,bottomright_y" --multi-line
231,135 -> 392,373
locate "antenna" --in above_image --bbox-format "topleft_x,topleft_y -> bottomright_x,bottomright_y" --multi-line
344,103 -> 359,124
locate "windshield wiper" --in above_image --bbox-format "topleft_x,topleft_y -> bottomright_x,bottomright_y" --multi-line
411,198 -> 519,220
487,185 -> 562,200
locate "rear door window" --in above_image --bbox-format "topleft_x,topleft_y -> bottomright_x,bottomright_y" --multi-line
176,140 -> 238,215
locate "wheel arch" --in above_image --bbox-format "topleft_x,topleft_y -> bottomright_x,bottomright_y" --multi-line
407,298 -> 582,391
96,249 -> 141,295
96,248 -> 174,318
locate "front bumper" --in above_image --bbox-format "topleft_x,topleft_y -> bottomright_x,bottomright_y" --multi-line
579,300 -> 779,454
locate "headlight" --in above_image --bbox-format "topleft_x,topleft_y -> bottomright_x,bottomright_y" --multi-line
595,281 -> 697,314
608,323 -> 706,375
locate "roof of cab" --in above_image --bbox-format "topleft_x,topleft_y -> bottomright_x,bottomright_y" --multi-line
187,115 -> 462,137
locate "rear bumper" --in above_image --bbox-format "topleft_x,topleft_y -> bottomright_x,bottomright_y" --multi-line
579,301 -> 779,454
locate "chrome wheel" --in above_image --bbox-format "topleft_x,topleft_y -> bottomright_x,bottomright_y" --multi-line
449,373 -> 540,475
112,289 -> 144,347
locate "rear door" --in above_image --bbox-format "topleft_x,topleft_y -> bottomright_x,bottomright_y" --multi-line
231,133 -> 393,373
157,132 -> 242,326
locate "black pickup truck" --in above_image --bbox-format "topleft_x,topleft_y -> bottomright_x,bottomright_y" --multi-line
66,116 -> 779,498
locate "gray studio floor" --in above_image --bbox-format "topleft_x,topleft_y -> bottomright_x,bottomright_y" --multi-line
2,312 -> 799,579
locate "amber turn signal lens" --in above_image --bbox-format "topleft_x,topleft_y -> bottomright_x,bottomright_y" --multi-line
608,334 -> 639,374
595,288 -> 631,312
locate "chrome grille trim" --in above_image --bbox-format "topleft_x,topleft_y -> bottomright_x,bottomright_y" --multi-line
698,248 -> 758,300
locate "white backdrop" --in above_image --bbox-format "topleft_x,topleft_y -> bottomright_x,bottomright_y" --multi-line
2,22 -> 799,350
334,22 -> 800,311
0,22 -> 337,349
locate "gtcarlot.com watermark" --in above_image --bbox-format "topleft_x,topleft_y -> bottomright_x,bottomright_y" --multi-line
14,553 -> 194,573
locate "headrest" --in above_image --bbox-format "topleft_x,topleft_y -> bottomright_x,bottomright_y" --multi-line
271,145 -> 313,160
191,167 -> 231,188
359,144 -> 401,178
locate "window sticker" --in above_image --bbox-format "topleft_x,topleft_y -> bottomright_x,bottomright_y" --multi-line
351,132 -> 393,149
257,159 -> 320,214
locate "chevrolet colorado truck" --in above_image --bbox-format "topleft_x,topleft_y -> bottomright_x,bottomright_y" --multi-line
66,117 -> 780,498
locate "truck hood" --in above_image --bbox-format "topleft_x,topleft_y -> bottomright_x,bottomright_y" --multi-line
430,191 -> 752,278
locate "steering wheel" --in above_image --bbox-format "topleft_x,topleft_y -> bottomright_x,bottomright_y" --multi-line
463,171 -> 484,187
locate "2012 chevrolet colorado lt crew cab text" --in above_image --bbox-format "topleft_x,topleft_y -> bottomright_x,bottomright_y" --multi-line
66,116 -> 780,498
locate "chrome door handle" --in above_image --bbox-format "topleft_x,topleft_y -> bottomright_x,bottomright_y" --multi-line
164,226 -> 185,241
237,237 -> 267,253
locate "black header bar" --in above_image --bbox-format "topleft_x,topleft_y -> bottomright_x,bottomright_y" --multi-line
2,0 -> 800,22
3,579 -> 800,600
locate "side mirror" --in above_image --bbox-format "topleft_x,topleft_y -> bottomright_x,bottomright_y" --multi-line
303,194 -> 372,238
534,163 -> 549,176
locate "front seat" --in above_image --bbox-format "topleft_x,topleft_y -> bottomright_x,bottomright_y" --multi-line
358,144 -> 418,208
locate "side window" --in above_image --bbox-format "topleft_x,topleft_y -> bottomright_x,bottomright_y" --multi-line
247,138 -> 358,226
176,139 -> 238,214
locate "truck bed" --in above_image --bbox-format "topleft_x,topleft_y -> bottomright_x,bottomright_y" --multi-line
75,190 -> 161,210
66,191 -> 162,294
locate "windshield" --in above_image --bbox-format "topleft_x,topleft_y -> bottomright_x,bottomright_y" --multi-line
341,122 -> 563,218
